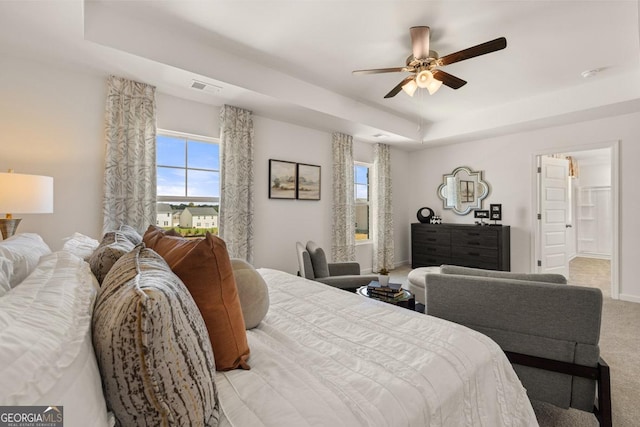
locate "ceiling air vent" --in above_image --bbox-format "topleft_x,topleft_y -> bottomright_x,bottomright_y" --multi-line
190,80 -> 222,94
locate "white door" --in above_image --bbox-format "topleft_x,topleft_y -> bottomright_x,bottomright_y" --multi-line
539,156 -> 570,276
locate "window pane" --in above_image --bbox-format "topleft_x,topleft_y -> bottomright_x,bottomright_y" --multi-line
188,140 -> 219,170
187,170 -> 220,198
355,165 -> 368,185
157,135 -> 185,167
355,204 -> 369,240
157,167 -> 186,196
355,183 -> 368,203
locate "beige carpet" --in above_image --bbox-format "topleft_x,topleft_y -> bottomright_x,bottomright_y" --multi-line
392,259 -> 640,426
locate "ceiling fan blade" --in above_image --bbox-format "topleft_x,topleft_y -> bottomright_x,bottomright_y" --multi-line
352,67 -> 409,75
384,76 -> 415,98
432,70 -> 467,89
410,26 -> 430,60
436,37 -> 507,67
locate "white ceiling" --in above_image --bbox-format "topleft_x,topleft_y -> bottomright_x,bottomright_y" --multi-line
1,1 -> 639,150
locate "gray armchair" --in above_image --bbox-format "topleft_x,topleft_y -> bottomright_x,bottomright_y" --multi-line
296,241 -> 378,290
425,265 -> 611,427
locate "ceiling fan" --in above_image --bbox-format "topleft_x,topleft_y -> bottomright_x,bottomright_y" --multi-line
353,26 -> 507,98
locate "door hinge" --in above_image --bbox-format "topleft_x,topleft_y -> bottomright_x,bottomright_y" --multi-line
537,166 -> 541,173
537,213 -> 541,220
537,260 -> 542,267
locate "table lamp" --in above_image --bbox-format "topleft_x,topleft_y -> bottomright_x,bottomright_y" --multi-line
0,170 -> 54,240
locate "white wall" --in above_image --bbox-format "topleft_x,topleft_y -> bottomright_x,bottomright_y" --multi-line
3,54 -> 639,302
252,120 -> 411,274
0,55 -> 410,275
0,56 -> 106,248
408,112 -> 640,302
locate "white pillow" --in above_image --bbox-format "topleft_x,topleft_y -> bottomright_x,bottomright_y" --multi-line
0,257 -> 11,297
0,251 -> 111,427
61,232 -> 100,260
0,233 -> 51,287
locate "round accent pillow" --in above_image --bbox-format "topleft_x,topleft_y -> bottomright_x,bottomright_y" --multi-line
231,259 -> 270,329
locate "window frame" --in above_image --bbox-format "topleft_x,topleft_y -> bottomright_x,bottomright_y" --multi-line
354,161 -> 372,244
156,129 -> 221,204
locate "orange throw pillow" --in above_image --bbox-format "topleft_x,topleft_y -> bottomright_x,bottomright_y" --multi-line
147,229 -> 250,371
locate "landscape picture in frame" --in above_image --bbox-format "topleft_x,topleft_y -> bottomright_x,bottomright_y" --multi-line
296,163 -> 321,200
269,159 -> 297,199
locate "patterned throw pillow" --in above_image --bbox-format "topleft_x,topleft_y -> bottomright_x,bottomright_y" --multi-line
92,245 -> 220,427
88,232 -> 135,284
117,225 -> 143,245
146,229 -> 250,371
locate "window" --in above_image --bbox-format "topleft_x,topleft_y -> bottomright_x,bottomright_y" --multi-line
157,130 -> 220,236
354,163 -> 371,241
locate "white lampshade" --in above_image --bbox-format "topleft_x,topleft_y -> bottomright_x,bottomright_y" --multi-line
0,172 -> 54,215
426,78 -> 443,95
401,79 -> 418,97
415,69 -> 434,89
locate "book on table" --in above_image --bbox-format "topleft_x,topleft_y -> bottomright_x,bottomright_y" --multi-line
367,281 -> 404,298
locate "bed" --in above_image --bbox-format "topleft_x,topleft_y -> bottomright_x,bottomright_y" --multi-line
216,269 -> 537,426
0,232 -> 538,426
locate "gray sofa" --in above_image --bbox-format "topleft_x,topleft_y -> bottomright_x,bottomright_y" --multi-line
425,265 -> 611,426
296,241 -> 378,290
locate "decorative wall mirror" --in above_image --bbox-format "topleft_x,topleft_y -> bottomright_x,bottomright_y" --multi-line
438,166 -> 489,215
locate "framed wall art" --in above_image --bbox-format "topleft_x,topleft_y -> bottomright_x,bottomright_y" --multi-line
296,163 -> 321,200
269,159 -> 297,199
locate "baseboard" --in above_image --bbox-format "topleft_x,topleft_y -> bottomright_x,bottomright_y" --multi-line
619,293 -> 640,304
361,260 -> 410,275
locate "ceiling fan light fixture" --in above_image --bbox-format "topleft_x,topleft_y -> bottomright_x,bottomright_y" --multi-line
426,78 -> 443,95
401,79 -> 418,96
415,69 -> 434,89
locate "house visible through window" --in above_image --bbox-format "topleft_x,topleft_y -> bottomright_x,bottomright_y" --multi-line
156,130 -> 220,237
355,163 -> 371,241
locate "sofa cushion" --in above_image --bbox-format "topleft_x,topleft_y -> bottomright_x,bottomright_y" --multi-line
231,258 -> 270,329
440,264 -> 567,284
87,231 -> 135,284
93,245 -> 220,426
151,232 -> 251,371
0,251 -> 111,427
306,241 -> 329,278
0,233 -> 51,287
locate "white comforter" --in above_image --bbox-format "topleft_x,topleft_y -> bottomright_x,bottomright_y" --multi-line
216,269 -> 538,427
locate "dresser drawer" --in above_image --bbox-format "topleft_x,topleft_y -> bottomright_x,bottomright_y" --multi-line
452,229 -> 498,249
452,246 -> 499,269
412,227 -> 451,245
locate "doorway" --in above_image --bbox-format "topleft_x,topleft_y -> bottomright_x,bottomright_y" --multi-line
534,142 -> 619,298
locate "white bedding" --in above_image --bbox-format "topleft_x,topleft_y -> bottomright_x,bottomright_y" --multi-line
217,269 -> 538,427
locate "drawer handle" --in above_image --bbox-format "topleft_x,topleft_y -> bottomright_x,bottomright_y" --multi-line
468,252 -> 480,257
468,242 -> 481,246
468,232 -> 480,236
426,238 -> 437,242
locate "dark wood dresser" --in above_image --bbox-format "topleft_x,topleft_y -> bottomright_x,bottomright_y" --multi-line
411,223 -> 510,271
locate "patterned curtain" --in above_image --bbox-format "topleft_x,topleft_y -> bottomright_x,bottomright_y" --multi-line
372,143 -> 394,272
331,132 -> 355,262
102,76 -> 157,234
219,105 -> 254,263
